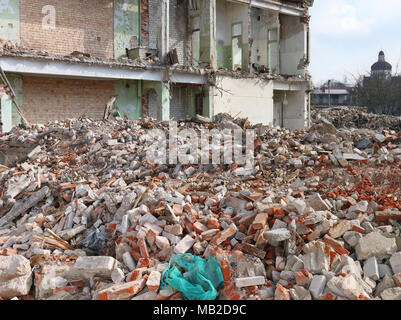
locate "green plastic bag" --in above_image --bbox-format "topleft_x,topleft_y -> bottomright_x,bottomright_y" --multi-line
160,254 -> 224,300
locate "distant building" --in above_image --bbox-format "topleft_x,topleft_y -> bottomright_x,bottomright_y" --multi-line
371,51 -> 392,78
311,80 -> 353,106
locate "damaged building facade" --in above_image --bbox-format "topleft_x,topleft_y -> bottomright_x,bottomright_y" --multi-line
0,0 -> 313,133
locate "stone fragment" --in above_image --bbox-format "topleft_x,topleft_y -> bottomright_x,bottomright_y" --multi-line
363,257 -> 380,281
235,276 -> 266,288
309,275 -> 326,299
380,287 -> 401,300
0,255 -> 32,299
306,193 -> 331,211
390,252 -> 401,275
146,271 -> 161,292
355,232 -> 397,260
72,256 -> 118,278
263,228 -> 291,243
174,235 -> 195,254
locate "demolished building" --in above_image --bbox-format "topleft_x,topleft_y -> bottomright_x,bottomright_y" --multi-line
0,0 -> 313,133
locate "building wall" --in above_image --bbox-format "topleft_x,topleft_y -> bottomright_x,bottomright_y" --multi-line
216,0 -> 249,70
283,90 -> 307,130
20,0 -> 114,58
22,76 -> 115,124
250,8 -> 279,72
213,76 -> 274,126
0,0 -> 20,43
115,79 -> 140,119
114,0 -> 140,59
170,85 -> 188,120
169,0 -> 188,65
280,14 -> 306,76
148,0 -> 162,50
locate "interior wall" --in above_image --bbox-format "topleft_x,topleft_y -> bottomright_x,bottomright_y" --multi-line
280,14 -> 306,76
114,0 -> 140,59
250,7 -> 279,72
115,79 -> 140,120
283,90 -> 307,130
0,0 -> 20,43
213,76 -> 274,126
216,0 -> 249,70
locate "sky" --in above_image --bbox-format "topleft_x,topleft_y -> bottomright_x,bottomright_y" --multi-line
309,0 -> 401,86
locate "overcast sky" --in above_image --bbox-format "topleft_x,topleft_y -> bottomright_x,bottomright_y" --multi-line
309,0 -> 401,86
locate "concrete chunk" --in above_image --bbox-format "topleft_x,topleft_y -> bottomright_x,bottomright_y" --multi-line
306,193 -> 331,211
309,275 -> 326,300
235,276 -> 266,288
363,257 -> 379,281
174,235 -> 195,254
381,287 -> 401,300
72,256 -> 117,278
355,232 -> 397,260
0,255 -> 32,299
390,252 -> 401,275
263,228 -> 291,243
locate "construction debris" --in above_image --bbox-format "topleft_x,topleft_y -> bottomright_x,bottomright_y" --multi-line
1,112 -> 401,300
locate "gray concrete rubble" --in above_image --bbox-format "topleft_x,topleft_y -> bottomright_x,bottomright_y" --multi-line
0,114 -> 401,300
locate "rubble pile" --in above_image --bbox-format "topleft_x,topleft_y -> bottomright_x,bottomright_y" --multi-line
1,114 -> 401,300
312,106 -> 401,131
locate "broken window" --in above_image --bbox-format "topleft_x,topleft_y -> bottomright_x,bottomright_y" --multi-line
267,28 -> 279,74
191,15 -> 200,66
232,22 -> 243,70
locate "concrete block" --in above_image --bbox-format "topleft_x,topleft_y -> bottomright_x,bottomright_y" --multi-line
0,255 -> 32,299
146,271 -> 161,292
327,275 -> 368,300
309,275 -> 326,299
235,276 -> 266,288
355,232 -> 397,260
379,264 -> 393,278
263,228 -> 291,243
376,275 -> 396,296
123,252 -> 136,271
363,257 -> 379,281
72,256 -> 117,278
380,287 -> 401,300
98,279 -> 146,300
111,268 -> 125,284
307,193 -> 331,211
155,236 -> 170,250
390,252 -> 401,275
290,285 -> 312,300
174,235 -> 195,254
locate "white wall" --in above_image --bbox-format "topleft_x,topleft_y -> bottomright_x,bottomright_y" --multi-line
213,76 -> 274,126
280,14 -> 306,76
250,8 -> 279,71
283,90 -> 307,130
216,1 -> 249,47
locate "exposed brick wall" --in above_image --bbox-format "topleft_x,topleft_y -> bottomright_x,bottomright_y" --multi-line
170,85 -> 187,120
20,0 -> 114,59
169,0 -> 188,65
22,76 -> 115,124
148,0 -> 161,50
140,0 -> 150,47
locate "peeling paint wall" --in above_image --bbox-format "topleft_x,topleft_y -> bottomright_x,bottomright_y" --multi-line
114,0 -> 140,59
115,79 -> 140,120
169,0 -> 188,65
216,0 -> 249,71
280,14 -> 306,76
250,8 -> 279,73
0,0 -> 19,43
283,89 -> 307,130
170,85 -> 188,120
148,0 -> 162,50
8,74 -> 23,126
213,76 -> 274,126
